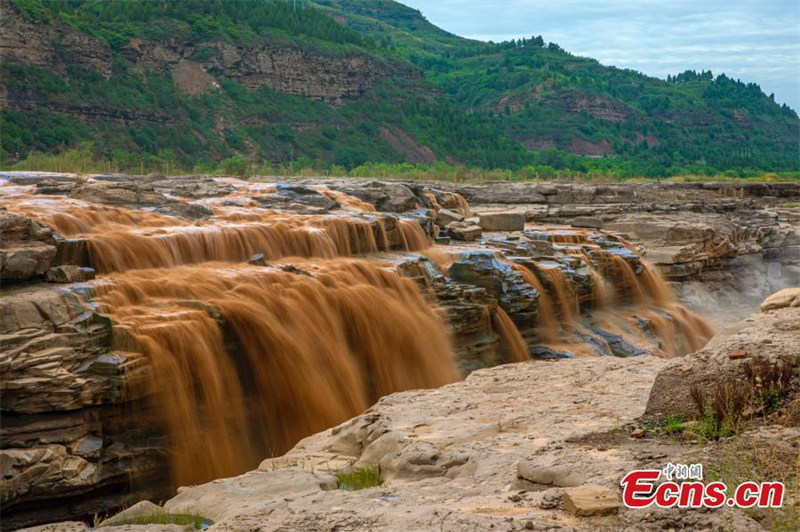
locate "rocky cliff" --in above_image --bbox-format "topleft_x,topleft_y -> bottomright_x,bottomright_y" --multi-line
2,173 -> 798,529
0,0 -> 414,111
437,180 -> 800,325
35,290 -> 800,532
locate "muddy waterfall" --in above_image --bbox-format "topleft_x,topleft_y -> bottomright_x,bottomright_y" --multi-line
4,175 -> 797,528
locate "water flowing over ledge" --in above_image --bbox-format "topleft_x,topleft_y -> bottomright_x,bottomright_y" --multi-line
4,174 -> 796,528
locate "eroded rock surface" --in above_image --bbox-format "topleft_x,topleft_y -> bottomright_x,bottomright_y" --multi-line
153,356 -> 666,531
645,293 -> 800,419
0,210 -> 57,281
3,173 -> 798,529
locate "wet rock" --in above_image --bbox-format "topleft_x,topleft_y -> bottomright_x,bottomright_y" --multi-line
517,457 -> 585,487
399,256 -> 504,373
0,286 -> 166,528
530,346 -> 577,359
446,221 -> 482,241
333,182 -> 420,213
591,329 -> 649,358
435,208 -> 464,227
563,484 -> 619,516
479,212 -> 525,231
45,265 -> 96,283
34,179 -> 73,196
155,201 -> 213,220
248,253 -> 266,266
0,211 -> 57,282
605,214 -> 741,280
71,436 -> 104,459
449,252 -> 538,323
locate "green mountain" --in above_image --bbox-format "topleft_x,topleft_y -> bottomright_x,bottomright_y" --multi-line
1,0 -> 798,177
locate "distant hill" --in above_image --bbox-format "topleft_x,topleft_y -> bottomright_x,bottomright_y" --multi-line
1,0 -> 798,177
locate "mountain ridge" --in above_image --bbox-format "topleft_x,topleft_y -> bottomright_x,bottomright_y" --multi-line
1,0 -> 797,177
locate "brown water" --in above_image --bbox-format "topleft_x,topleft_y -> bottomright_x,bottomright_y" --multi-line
493,307 -> 530,363
93,260 -> 459,486
495,226 -> 713,357
1,179 -> 713,490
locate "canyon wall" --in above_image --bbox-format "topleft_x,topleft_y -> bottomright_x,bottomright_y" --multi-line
0,0 -> 417,114
1,173 -> 798,528
435,180 -> 800,325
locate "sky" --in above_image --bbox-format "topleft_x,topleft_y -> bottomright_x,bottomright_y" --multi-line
401,0 -> 800,112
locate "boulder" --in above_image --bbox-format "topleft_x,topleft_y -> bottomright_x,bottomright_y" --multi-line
435,208 -> 464,227
571,216 -> 604,229
0,211 -> 57,282
45,265 -> 96,283
446,221 -> 482,241
517,457 -> 585,487
645,299 -> 800,419
563,484 -> 619,516
761,287 -> 800,311
479,212 -> 525,232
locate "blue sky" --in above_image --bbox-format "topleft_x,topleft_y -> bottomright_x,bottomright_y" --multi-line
401,0 -> 800,112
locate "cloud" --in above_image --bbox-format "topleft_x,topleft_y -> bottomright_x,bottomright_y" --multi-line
401,0 -> 800,111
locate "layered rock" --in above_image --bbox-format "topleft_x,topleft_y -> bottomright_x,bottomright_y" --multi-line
0,290 -> 167,530
0,0 -> 416,111
2,173 -> 796,529
645,288 -> 800,419
0,210 -> 57,281
0,0 -> 112,81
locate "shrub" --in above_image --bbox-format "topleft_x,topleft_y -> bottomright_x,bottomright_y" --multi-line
217,155 -> 249,176
689,357 -> 794,439
664,414 -> 685,434
335,467 -> 382,491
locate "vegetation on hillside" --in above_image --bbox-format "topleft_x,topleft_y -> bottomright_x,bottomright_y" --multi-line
1,0 -> 798,178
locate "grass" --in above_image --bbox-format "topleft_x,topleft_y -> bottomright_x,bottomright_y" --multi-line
3,149 -> 798,184
688,357 -> 794,440
101,510 -> 211,530
664,414 -> 685,435
335,467 -> 383,491
705,433 -> 799,531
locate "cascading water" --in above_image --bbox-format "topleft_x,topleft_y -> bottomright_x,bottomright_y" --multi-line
1,177 -> 714,495
92,260 -> 458,486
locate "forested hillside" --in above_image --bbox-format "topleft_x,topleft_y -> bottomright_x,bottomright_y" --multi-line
1,0 -> 797,177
